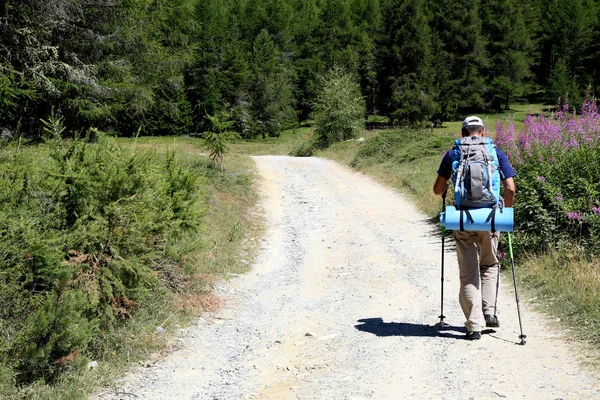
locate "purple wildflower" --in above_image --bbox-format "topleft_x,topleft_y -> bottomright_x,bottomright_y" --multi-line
592,207 -> 600,216
536,176 -> 546,183
556,195 -> 563,201
567,212 -> 584,221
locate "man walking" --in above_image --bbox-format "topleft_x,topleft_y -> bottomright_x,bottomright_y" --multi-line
433,116 -> 516,340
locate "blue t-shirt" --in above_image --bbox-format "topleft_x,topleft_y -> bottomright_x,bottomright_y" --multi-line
437,146 -> 516,181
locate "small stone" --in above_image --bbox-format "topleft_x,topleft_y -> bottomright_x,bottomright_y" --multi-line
305,332 -> 316,337
87,361 -> 98,370
155,326 -> 165,333
318,333 -> 340,341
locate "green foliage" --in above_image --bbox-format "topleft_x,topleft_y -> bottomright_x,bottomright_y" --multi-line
0,0 -> 195,137
204,110 -> 238,171
247,29 -> 296,139
290,139 -> 315,157
481,0 -> 534,110
429,0 -> 488,121
513,145 -> 600,256
312,68 -> 366,148
3,0 -> 600,135
380,0 -> 434,125
0,131 -> 203,384
351,128 -> 453,167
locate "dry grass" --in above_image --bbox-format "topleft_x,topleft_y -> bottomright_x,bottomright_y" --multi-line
229,127 -> 313,156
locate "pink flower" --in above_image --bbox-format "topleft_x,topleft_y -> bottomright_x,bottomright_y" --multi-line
592,207 -> 600,216
567,212 -> 584,221
536,176 -> 546,183
556,195 -> 563,201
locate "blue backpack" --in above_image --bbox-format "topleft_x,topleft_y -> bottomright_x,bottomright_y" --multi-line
451,136 -> 501,210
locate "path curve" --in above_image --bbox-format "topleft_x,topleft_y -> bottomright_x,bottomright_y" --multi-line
94,156 -> 600,400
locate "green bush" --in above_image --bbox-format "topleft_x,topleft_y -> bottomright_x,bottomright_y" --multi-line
312,68 -> 366,148
290,139 -> 315,157
0,125 -> 203,384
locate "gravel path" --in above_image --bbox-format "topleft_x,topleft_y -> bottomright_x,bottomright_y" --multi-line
94,156 -> 600,399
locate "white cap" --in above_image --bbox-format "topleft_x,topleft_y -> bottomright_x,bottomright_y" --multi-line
462,116 -> 484,129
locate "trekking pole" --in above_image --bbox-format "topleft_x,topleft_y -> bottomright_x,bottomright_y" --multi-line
508,232 -> 526,345
493,234 -> 500,318
438,189 -> 448,326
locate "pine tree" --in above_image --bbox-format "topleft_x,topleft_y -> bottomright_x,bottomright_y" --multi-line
481,0 -> 534,110
429,0 -> 487,122
538,0 -> 597,104
379,0 -> 434,125
351,0 -> 383,114
288,0 -> 324,120
248,29 -> 295,138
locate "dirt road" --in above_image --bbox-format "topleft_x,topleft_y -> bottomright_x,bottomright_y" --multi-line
95,156 -> 600,399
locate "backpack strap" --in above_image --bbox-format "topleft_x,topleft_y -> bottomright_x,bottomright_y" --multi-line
485,207 -> 497,233
459,209 -> 475,231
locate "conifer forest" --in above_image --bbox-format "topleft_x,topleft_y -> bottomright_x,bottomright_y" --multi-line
2,0 -> 600,139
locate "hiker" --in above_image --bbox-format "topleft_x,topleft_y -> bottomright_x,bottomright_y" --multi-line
432,116 -> 516,340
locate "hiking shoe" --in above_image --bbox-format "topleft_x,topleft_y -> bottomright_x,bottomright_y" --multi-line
485,314 -> 500,328
466,331 -> 481,341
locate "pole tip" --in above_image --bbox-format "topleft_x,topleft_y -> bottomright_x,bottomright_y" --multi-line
518,335 -> 527,345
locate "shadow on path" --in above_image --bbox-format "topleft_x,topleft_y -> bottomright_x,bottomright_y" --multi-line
355,318 -> 468,340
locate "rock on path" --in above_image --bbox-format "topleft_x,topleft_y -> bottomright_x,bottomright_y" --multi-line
93,156 -> 600,400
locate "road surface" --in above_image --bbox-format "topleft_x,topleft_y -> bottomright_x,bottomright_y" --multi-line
94,156 -> 600,399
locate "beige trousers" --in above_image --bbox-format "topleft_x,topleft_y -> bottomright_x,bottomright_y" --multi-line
453,230 -> 500,332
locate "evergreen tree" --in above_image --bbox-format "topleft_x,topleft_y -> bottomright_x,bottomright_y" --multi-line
248,29 -> 296,138
538,0 -> 597,105
481,0 -> 534,110
350,0 -> 383,114
288,0 -> 324,120
429,0 -> 487,122
186,0 -> 251,132
379,0 -> 434,125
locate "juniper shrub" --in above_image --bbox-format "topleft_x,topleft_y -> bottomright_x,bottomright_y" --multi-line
0,124 -> 203,384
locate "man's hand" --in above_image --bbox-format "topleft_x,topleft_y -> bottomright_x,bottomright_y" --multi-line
502,177 -> 516,207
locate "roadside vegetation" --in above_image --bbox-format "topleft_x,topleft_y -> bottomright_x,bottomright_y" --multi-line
0,129 -> 260,398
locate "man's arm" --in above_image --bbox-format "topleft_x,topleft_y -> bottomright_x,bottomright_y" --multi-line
502,177 -> 515,207
433,175 -> 448,196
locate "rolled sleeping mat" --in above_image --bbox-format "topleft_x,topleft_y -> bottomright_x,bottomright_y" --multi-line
440,206 -> 514,232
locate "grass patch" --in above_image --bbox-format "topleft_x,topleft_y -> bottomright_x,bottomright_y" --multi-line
434,103 -> 550,138
229,127 -> 313,156
517,252 -> 600,346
